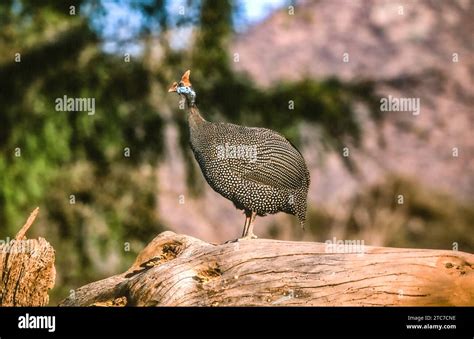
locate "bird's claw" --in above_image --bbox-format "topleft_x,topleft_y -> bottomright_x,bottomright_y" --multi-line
239,233 -> 258,240
222,234 -> 257,244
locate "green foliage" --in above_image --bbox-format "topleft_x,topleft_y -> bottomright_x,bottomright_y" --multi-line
0,0 -> 165,303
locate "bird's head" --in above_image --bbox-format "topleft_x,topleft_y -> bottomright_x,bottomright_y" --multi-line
168,70 -> 196,106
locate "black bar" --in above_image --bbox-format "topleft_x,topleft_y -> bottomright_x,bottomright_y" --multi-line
0,307 -> 472,338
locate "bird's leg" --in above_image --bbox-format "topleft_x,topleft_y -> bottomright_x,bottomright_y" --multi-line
241,209 -> 252,238
241,211 -> 258,240
224,210 -> 252,244
247,211 -> 258,239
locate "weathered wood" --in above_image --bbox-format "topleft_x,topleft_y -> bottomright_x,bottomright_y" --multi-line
0,208 -> 56,306
60,231 -> 474,306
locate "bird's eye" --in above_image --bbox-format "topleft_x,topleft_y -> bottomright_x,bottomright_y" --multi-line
178,81 -> 184,87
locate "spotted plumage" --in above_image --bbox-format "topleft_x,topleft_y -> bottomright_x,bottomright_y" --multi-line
169,70 -> 310,239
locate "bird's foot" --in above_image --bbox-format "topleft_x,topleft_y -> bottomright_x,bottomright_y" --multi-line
223,233 -> 258,244
239,233 -> 258,240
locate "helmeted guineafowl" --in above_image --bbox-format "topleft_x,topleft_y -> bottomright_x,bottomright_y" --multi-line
168,70 -> 310,239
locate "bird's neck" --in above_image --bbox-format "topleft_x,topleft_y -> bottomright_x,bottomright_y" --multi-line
187,105 -> 206,129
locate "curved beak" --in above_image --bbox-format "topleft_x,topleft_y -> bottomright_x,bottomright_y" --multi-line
168,82 -> 178,93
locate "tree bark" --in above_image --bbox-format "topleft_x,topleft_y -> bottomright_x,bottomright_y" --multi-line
0,208 -> 56,306
60,231 -> 473,306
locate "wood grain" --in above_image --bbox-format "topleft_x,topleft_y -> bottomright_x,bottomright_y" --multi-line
60,231 -> 474,306
0,208 -> 55,306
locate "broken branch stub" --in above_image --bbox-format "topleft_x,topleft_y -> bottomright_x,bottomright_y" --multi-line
0,207 -> 56,306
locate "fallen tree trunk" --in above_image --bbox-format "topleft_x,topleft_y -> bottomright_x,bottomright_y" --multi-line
0,208 -> 56,306
60,231 -> 473,306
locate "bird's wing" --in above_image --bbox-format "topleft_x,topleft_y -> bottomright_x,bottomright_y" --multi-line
229,130 -> 308,190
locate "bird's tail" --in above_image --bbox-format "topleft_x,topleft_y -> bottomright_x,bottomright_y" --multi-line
300,219 -> 306,231
295,190 -> 308,230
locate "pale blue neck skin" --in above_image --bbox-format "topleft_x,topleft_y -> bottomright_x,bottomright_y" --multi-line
177,86 -> 196,107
